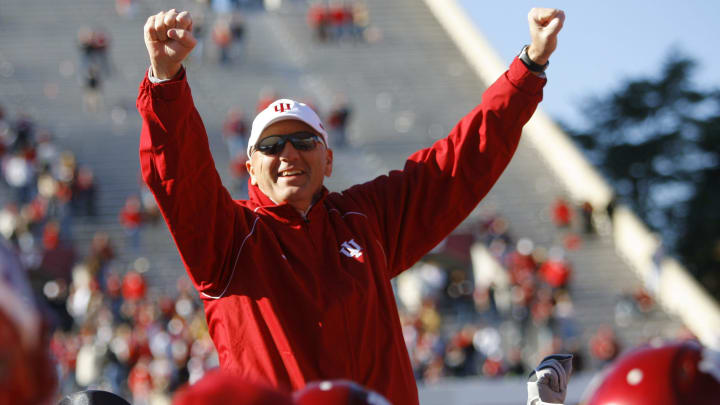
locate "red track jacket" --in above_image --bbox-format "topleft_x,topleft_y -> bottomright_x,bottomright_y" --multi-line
137,58 -> 545,405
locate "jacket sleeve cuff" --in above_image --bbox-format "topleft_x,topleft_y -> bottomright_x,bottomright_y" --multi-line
140,66 -> 189,102
147,66 -> 174,84
506,57 -> 547,96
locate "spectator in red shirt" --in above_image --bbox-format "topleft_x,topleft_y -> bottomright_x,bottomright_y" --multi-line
40,220 -> 76,282
121,269 -> 147,301
590,325 -> 620,366
128,356 -> 153,404
327,97 -> 351,147
539,247 -> 572,289
552,197 -> 572,228
72,166 -> 97,216
327,1 -> 352,41
119,195 -> 143,252
307,2 -> 329,42
211,18 -> 232,64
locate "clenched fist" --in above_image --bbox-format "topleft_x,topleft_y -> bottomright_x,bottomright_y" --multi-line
144,9 -> 197,80
527,8 -> 565,66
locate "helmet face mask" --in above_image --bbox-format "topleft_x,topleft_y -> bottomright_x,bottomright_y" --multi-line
583,341 -> 720,405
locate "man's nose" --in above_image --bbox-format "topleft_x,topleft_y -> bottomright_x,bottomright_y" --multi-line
278,140 -> 300,159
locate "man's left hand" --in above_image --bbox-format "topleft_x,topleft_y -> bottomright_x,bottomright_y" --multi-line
527,8 -> 565,66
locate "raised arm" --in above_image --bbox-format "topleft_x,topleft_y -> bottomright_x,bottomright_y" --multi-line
137,10 -> 247,297
344,8 -> 565,276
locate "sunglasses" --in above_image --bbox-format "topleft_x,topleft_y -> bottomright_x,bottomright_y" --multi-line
251,131 -> 322,155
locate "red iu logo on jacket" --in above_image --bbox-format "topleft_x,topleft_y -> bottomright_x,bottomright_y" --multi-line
274,103 -> 291,113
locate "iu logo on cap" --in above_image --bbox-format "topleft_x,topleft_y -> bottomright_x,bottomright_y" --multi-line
340,239 -> 363,259
274,103 -> 291,113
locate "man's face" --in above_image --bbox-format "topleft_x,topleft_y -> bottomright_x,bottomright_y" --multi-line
246,119 -> 333,212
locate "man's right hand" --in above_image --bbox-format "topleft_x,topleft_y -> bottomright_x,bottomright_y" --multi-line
144,9 -> 197,80
526,8 -> 565,67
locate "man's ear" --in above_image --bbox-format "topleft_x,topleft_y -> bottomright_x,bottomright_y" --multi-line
324,148 -> 333,177
246,160 -> 258,185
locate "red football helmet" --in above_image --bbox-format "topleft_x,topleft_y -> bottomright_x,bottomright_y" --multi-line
582,340 -> 720,405
293,380 -> 392,405
0,239 -> 57,405
172,370 -> 294,405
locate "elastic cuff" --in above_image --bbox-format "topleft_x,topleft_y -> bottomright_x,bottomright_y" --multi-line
148,66 -> 173,84
141,67 -> 188,102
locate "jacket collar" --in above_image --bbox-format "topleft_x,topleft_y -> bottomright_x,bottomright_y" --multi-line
248,181 -> 329,224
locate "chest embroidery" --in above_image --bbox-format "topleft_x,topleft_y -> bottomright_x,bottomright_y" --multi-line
339,239 -> 364,261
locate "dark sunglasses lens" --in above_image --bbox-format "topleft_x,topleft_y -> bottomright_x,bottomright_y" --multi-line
290,135 -> 318,151
256,136 -> 285,155
255,133 -> 319,155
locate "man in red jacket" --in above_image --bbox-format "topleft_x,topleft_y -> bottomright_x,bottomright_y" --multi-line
138,7 -> 564,405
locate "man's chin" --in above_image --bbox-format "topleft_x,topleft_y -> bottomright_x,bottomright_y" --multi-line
275,188 -> 308,204
272,184 -> 323,210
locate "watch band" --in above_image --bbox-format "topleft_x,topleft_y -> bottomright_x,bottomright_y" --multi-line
518,45 -> 549,73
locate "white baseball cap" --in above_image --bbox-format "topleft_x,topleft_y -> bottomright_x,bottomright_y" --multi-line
247,99 -> 329,157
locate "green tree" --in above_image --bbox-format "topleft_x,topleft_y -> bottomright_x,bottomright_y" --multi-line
564,53 -> 720,299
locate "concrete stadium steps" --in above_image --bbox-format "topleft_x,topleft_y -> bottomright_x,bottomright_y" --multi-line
0,0 -> 683,370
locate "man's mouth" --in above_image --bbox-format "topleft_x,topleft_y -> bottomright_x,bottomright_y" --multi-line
279,170 -> 304,177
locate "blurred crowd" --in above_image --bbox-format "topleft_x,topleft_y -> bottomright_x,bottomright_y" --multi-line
0,104 -> 215,403
307,0 -> 372,43
0,106 -> 97,279
50,258 -> 218,405
395,198 -> 678,383
397,210 -> 584,383
182,7 -> 247,66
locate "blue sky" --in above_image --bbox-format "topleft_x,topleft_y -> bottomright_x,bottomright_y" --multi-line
457,0 -> 719,128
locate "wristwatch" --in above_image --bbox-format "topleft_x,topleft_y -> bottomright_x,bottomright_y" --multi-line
518,45 -> 549,73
